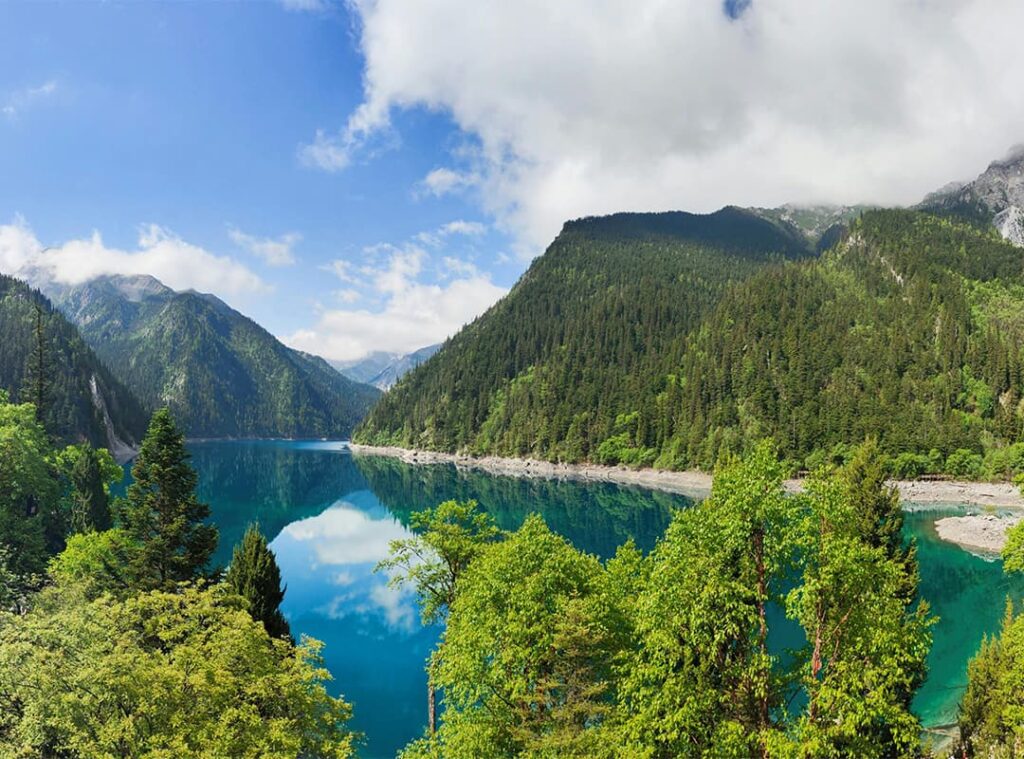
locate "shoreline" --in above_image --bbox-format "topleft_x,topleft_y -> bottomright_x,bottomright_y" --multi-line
347,443 -> 1024,508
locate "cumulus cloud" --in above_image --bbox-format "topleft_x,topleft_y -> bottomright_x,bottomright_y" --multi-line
229,227 -> 300,266
3,80 -> 57,119
286,221 -> 506,360
322,0 -> 1024,253
0,216 -> 266,298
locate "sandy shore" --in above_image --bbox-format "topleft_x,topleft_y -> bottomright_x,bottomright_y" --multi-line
935,514 -> 1022,555
347,444 -> 1024,507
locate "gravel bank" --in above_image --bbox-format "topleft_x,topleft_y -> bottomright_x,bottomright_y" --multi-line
347,444 -> 1024,507
934,514 -> 1023,555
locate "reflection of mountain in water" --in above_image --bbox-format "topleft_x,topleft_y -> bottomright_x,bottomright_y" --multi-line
353,453 -> 689,558
189,441 -> 371,564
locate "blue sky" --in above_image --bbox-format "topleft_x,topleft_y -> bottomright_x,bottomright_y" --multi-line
0,1 -> 515,359
1,0 -> 1021,361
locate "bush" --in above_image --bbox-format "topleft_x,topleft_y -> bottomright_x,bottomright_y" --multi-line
890,452 -> 929,480
946,448 -> 984,480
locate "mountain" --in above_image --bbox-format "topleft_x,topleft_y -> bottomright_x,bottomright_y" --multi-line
333,351 -> 402,385
49,275 -> 380,439
750,203 -> 873,251
0,274 -> 146,456
338,344 -> 443,391
920,145 -> 1024,245
368,344 -> 442,390
354,206 -> 813,460
356,204 -> 1024,474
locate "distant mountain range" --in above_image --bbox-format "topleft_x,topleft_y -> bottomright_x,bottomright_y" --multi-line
44,274 -> 380,439
0,274 -> 147,456
356,146 -> 1024,471
334,343 -> 441,390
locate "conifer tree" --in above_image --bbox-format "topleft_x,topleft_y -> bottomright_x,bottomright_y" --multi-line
121,408 -> 218,589
226,523 -> 290,640
68,444 -> 112,533
22,301 -> 52,425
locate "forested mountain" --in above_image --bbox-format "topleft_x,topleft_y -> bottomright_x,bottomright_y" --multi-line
355,206 -> 813,459
356,207 -> 1024,475
49,275 -> 380,439
0,274 -> 146,453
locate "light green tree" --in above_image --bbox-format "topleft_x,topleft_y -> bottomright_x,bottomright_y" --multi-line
378,499 -> 500,734
0,583 -> 355,758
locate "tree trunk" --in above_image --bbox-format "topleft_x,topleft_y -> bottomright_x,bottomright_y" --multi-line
754,526 -> 769,758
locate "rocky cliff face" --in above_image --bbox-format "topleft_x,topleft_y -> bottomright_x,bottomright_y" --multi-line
922,145 -> 1024,246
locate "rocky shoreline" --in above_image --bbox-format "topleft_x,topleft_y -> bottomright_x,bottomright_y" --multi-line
935,514 -> 1023,555
347,443 -> 1024,507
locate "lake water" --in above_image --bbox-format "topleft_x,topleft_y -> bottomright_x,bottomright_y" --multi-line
187,440 -> 1024,758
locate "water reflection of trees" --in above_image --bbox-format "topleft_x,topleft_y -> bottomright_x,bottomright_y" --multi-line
353,455 -> 690,558
188,442 -> 370,562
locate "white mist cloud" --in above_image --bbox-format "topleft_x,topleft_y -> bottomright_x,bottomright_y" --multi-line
0,216 -> 267,298
316,0 -> 1024,253
229,227 -> 300,267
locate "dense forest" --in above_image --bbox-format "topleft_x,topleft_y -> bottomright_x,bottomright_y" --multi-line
0,274 -> 147,450
52,274 -> 380,439
356,207 -> 812,461
356,209 -> 1024,479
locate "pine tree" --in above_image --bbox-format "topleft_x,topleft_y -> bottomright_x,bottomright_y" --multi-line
225,523 -> 290,640
69,444 -> 112,533
120,408 -> 218,589
22,301 -> 52,425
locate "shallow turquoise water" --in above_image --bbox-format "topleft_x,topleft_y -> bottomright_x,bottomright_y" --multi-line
185,440 -> 1024,757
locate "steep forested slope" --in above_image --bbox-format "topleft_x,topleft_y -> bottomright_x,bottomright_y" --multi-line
53,275 -> 380,439
354,207 -> 811,459
0,274 -> 146,450
659,210 -> 1024,468
358,208 -> 1024,473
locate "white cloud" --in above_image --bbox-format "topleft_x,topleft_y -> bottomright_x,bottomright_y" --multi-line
417,167 -> 479,197
440,220 -> 486,237
0,217 -> 266,299
229,227 -> 300,266
287,223 -> 506,360
324,0 -> 1024,254
3,80 -> 57,119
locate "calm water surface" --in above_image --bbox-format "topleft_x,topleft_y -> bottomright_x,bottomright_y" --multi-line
187,440 -> 1024,757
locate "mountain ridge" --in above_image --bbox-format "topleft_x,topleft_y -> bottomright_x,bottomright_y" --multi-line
48,274 -> 380,439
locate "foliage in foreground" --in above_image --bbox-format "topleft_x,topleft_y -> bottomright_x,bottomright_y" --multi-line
0,583 -> 354,758
394,442 -> 934,758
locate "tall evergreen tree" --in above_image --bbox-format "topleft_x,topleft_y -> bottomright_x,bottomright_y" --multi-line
22,301 -> 52,425
120,408 -> 218,589
225,523 -> 290,640
68,444 -> 112,533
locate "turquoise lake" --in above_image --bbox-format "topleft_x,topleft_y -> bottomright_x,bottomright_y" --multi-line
186,440 -> 1024,758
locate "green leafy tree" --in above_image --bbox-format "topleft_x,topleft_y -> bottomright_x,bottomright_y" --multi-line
48,528 -> 139,599
789,468 -> 933,757
120,408 -> 218,589
620,441 -> 794,758
413,515 -> 625,758
378,500 -> 500,735
226,523 -> 291,641
0,583 -> 355,758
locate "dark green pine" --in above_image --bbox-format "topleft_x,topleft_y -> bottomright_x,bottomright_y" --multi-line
226,523 -> 291,641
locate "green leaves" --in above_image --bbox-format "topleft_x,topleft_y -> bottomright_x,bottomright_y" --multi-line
0,583 -> 355,758
402,442 -> 932,757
